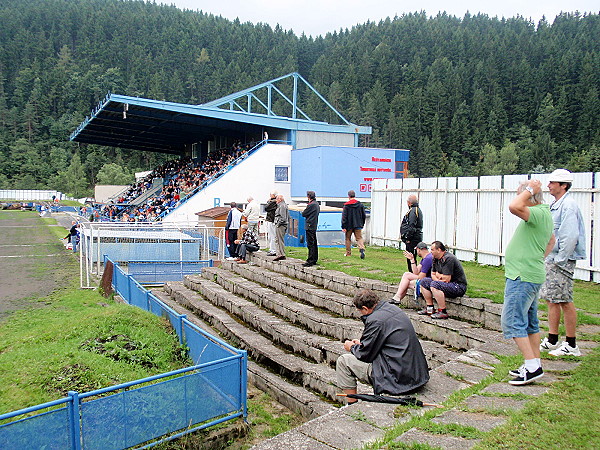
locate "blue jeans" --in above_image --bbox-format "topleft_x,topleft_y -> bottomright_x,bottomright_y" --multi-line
501,277 -> 541,339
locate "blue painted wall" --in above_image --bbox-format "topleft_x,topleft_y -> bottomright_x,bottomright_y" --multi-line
291,146 -> 409,199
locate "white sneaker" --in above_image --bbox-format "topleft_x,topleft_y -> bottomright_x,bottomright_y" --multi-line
226,257 -> 237,261
540,337 -> 560,351
549,342 -> 581,357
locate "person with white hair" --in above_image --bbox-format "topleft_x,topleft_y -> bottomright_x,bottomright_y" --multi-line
539,169 -> 586,357
502,179 -> 554,385
264,191 -> 278,256
273,195 -> 288,261
243,196 -> 260,234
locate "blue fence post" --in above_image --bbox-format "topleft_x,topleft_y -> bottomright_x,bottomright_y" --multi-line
127,274 -> 133,304
179,314 -> 186,345
68,391 -> 82,450
240,350 -> 248,420
146,290 -> 151,311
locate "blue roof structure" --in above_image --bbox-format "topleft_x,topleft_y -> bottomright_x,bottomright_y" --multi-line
70,73 -> 371,154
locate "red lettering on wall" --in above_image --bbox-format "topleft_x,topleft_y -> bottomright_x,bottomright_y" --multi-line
360,167 -> 377,172
372,157 -> 392,162
376,168 -> 392,172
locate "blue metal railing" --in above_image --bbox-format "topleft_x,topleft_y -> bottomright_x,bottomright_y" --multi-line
0,258 -> 247,449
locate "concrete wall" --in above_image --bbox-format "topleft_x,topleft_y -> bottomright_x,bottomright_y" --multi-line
163,143 -> 292,224
94,185 -> 128,203
296,131 -> 354,149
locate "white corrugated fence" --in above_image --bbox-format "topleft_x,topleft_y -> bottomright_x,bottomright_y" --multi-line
370,172 -> 599,282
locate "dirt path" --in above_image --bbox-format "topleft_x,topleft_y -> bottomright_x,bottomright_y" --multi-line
0,210 -> 76,321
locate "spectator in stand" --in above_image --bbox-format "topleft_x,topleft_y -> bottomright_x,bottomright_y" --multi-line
243,196 -> 260,234
234,223 -> 260,264
273,195 -> 288,261
341,190 -> 367,259
264,191 -> 278,256
392,242 -> 432,304
225,202 -> 243,260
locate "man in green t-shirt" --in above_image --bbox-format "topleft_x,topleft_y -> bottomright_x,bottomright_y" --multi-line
502,179 -> 554,385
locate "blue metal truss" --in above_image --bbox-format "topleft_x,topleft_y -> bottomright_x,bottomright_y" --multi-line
202,72 -> 352,126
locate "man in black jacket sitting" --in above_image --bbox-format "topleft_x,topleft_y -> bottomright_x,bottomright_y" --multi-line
336,289 -> 430,403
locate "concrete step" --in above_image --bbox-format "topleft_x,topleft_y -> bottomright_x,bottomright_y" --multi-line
163,281 -> 348,403
193,267 -> 459,369
220,259 -> 360,318
218,260 -> 496,351
199,266 -> 363,340
247,252 -> 502,331
151,288 -> 335,420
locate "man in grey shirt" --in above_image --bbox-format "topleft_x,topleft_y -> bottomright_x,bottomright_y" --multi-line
273,195 -> 288,261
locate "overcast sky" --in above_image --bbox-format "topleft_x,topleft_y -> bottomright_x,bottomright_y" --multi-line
164,0 -> 598,37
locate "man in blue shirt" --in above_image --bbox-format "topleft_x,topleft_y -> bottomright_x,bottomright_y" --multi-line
539,169 -> 587,357
392,242 -> 432,304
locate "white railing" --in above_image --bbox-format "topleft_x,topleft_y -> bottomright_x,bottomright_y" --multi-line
0,189 -> 67,201
370,172 -> 599,282
78,222 -> 226,288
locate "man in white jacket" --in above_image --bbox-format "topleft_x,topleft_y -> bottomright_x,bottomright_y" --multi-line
243,196 -> 260,234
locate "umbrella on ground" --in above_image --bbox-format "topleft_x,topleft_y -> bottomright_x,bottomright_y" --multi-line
337,393 -> 442,408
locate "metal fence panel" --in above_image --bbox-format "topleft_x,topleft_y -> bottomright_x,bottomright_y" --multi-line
129,278 -> 148,309
385,179 -> 404,242
0,406 -> 71,449
80,361 -> 241,450
418,177 -> 437,244
455,177 -> 478,261
148,294 -> 183,338
594,172 -> 600,283
184,321 -> 238,364
477,176 -> 503,266
570,172 -> 594,281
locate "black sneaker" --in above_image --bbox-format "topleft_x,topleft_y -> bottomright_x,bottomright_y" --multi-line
509,366 -> 544,385
360,249 -> 365,259
509,364 -> 524,377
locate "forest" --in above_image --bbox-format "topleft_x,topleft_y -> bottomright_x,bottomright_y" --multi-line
0,0 -> 598,196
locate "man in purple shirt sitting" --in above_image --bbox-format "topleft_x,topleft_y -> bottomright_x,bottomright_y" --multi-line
391,242 -> 432,304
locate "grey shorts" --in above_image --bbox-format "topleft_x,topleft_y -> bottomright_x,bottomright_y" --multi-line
539,260 -> 575,303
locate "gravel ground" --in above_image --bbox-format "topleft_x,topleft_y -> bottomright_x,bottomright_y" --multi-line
0,210 -> 77,321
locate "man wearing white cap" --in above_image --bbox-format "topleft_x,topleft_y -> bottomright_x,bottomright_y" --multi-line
539,169 -> 586,357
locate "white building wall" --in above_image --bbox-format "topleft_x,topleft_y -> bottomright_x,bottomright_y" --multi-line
163,143 -> 292,224
371,172 -> 599,282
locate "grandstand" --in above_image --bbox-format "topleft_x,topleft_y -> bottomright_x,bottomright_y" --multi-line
69,73 -> 393,224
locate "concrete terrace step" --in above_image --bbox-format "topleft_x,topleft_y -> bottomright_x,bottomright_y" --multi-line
184,274 -> 343,366
198,267 -> 363,340
151,289 -> 335,420
193,267 -> 459,369
220,259 -> 499,353
220,259 -> 360,318
163,281 -> 346,403
248,252 -> 502,331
